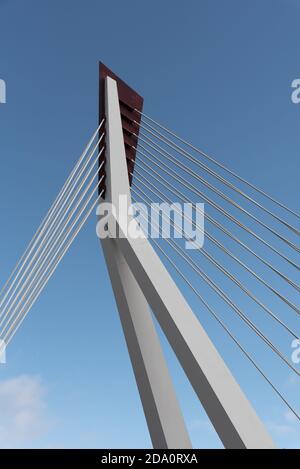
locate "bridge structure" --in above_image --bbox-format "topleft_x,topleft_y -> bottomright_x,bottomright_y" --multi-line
0,63 -> 299,448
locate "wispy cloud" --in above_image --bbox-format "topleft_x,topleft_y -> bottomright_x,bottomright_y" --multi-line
0,375 -> 51,448
267,408 -> 300,446
267,421 -> 294,435
189,418 -> 214,433
284,410 -> 298,424
285,374 -> 300,388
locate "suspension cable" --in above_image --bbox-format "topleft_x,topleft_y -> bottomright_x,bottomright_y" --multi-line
132,151 -> 300,293
0,165 -> 104,334
132,200 -> 300,421
136,119 -> 300,236
132,166 -> 300,316
136,130 -> 300,253
4,190 -> 104,346
134,109 -> 300,220
0,121 -> 104,301
143,222 -> 300,421
0,142 -> 105,322
131,186 -> 300,377
134,144 -> 300,271
132,179 -> 300,339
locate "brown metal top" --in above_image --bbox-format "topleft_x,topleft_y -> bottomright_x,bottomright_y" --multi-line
98,62 -> 144,197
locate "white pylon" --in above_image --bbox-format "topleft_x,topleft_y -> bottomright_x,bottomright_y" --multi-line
99,75 -> 276,449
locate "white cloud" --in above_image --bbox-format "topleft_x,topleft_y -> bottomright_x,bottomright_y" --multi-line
189,418 -> 213,432
267,408 -> 300,440
285,374 -> 300,388
0,375 -> 51,448
284,410 -> 298,424
267,421 -> 294,435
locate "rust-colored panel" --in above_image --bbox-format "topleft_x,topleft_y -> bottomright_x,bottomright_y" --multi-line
98,62 -> 144,196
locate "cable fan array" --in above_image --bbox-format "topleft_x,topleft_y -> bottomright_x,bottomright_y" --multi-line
0,121 -> 106,346
129,110 -> 300,420
0,101 -> 299,426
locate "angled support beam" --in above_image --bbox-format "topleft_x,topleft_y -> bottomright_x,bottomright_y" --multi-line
99,76 -> 191,449
100,73 -> 275,449
114,220 -> 276,449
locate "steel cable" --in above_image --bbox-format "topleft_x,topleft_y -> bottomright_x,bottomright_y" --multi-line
134,109 -> 300,220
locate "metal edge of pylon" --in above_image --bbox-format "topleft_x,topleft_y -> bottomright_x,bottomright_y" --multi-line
98,62 -> 144,198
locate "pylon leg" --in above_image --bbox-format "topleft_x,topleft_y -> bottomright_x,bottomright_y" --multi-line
101,74 -> 275,449
99,75 -> 191,449
101,236 -> 191,448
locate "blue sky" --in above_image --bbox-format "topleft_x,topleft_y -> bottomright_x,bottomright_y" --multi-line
0,0 -> 300,448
